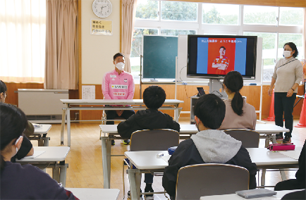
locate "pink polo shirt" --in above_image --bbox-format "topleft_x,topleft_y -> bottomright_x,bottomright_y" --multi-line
102,69 -> 134,100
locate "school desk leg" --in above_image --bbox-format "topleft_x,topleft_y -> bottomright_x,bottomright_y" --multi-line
67,109 -> 71,147
43,137 -> 50,146
61,108 -> 66,145
59,162 -> 68,187
127,169 -> 139,200
53,164 -> 60,183
280,170 -> 287,181
101,136 -> 111,188
261,169 -> 266,186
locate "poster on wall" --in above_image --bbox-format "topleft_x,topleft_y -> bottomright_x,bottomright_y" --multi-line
82,85 -> 95,99
91,19 -> 112,35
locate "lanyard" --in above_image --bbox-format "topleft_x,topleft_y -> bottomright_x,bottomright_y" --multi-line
277,58 -> 297,69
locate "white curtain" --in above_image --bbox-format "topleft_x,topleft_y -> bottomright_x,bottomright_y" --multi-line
122,0 -> 138,73
45,0 -> 78,89
0,0 -> 46,83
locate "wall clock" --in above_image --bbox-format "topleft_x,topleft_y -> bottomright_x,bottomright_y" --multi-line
92,0 -> 112,19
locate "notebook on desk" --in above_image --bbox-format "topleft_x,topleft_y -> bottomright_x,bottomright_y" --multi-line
25,150 -> 45,159
236,189 -> 276,199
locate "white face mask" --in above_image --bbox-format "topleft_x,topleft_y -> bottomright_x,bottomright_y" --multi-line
115,62 -> 125,71
283,50 -> 291,58
14,136 -> 23,155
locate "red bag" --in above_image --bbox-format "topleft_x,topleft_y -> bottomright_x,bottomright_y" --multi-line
268,143 -> 295,151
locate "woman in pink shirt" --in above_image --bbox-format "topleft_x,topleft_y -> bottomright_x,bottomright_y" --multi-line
219,71 -> 256,130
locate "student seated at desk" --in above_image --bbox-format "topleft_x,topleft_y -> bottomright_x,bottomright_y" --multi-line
219,71 -> 256,130
0,103 -> 78,200
118,86 -> 180,198
274,140 -> 306,200
0,80 -> 34,161
162,94 -> 257,200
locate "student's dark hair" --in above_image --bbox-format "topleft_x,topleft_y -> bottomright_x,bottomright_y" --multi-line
283,42 -> 299,58
194,94 -> 225,129
143,86 -> 166,109
223,71 -> 244,116
0,103 -> 27,172
113,53 -> 124,61
0,80 -> 7,94
220,46 -> 226,50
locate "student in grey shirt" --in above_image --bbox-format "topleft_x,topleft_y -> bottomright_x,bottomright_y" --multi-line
268,42 -> 303,143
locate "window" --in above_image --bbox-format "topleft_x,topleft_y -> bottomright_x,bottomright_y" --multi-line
135,0 -> 158,20
0,0 -> 46,82
279,7 -> 304,25
161,1 -> 197,21
133,1 -> 304,83
244,6 -> 278,25
202,4 -> 239,25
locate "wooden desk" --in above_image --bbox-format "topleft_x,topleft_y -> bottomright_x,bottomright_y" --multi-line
124,148 -> 300,200
200,189 -> 305,200
60,99 -> 183,146
66,188 -> 120,200
99,123 -> 288,189
29,124 -> 52,146
17,146 -> 70,187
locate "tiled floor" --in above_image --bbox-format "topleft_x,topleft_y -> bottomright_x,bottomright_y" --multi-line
40,120 -> 306,200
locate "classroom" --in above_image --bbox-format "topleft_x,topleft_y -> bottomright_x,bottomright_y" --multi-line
1,0 -> 306,200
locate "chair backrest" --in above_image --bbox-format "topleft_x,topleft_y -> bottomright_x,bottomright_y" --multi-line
130,129 -> 179,151
175,163 -> 249,200
224,129 -> 260,148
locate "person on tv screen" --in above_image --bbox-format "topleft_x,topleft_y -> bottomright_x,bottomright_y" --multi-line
212,46 -> 230,75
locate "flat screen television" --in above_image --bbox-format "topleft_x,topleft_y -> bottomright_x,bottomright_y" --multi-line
187,35 -> 257,79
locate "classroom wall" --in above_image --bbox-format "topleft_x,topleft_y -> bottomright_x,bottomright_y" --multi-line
81,0 -> 120,85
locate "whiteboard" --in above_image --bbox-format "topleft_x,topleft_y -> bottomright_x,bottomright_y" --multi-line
177,35 -> 263,84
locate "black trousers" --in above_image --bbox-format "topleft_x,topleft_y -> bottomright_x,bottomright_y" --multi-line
144,173 -> 153,184
105,110 -> 135,125
281,190 -> 306,200
275,179 -> 305,191
275,180 -> 305,200
274,92 -> 296,137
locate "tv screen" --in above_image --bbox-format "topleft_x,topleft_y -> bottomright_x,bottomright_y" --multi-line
187,35 -> 257,79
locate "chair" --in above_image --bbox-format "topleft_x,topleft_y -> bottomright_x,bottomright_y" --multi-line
123,129 -> 180,198
175,163 -> 249,200
224,129 -> 260,148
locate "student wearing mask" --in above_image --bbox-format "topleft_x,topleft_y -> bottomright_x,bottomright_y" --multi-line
102,53 -> 135,145
0,80 -> 34,161
268,42 -> 303,143
0,103 -> 78,199
219,71 -> 256,130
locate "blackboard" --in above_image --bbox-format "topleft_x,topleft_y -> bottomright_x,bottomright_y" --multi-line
143,35 -> 178,79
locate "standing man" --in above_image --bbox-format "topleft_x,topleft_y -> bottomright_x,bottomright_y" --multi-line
102,53 -> 135,145
212,46 -> 230,75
